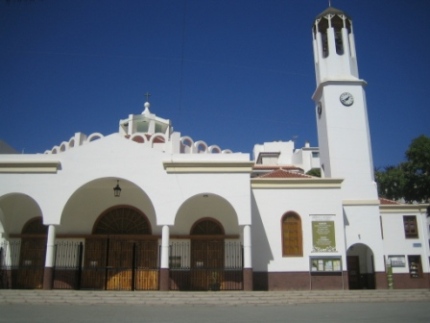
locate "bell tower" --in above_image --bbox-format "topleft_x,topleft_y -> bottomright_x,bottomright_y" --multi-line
311,7 -> 377,201
311,7 -> 385,286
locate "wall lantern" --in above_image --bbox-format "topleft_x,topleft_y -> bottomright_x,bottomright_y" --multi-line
113,180 -> 122,197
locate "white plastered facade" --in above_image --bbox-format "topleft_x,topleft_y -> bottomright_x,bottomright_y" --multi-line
0,6 -> 428,291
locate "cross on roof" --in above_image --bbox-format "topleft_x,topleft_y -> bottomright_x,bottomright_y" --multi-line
144,92 -> 151,102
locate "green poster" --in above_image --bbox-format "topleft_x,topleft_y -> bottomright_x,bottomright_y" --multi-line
312,221 -> 336,252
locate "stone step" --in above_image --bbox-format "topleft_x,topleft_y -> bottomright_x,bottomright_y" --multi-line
0,290 -> 429,306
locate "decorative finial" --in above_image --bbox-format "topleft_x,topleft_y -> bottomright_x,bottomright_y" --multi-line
144,92 -> 151,102
328,0 -> 332,7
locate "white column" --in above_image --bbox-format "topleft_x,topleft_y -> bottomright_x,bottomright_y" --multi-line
243,225 -> 252,269
160,225 -> 170,269
44,225 -> 56,267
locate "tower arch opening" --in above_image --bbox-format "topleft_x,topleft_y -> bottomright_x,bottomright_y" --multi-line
318,17 -> 330,58
332,15 -> 344,55
347,243 -> 376,289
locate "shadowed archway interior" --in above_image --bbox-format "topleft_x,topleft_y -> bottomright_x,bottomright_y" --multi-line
92,206 -> 151,235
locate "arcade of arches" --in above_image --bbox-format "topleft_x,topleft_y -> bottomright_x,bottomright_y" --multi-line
0,206 -> 244,291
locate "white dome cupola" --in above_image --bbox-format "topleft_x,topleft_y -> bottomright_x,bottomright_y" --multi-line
313,7 -> 358,85
119,97 -> 172,138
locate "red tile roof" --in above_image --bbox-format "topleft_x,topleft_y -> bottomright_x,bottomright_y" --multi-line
379,198 -> 401,205
253,165 -> 303,171
258,169 -> 313,179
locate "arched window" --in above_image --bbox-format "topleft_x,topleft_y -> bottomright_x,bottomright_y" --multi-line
318,17 -> 329,58
190,218 -> 224,235
281,212 -> 303,257
332,15 -> 344,55
92,206 -> 151,235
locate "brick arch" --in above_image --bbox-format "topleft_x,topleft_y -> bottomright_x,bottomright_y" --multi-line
92,205 -> 151,235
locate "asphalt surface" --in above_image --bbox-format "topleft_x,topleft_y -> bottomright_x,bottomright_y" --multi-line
0,302 -> 429,323
1,289 -> 430,322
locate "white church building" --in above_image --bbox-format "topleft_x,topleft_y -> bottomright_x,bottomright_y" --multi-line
0,7 -> 428,291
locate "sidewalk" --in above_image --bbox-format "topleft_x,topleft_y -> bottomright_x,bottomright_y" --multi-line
1,289 -> 429,306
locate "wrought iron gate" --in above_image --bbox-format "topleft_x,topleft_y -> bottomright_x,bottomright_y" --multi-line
169,240 -> 243,291
52,241 -> 83,289
0,239 -> 46,289
80,237 -> 159,290
1,238 -> 160,290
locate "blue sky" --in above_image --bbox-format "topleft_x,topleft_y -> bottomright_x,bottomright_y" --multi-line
0,0 -> 429,168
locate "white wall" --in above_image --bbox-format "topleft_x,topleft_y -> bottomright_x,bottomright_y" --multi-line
251,185 -> 345,272
381,209 -> 429,274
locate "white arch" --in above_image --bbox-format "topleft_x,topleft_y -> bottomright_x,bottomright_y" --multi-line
130,133 -> 148,144
149,133 -> 167,146
180,136 -> 194,153
194,140 -> 208,153
59,142 -> 68,152
173,193 -> 240,235
208,145 -> 221,153
60,177 -> 157,233
68,137 -> 75,148
87,133 -> 104,143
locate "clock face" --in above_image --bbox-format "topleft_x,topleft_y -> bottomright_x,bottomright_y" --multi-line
317,103 -> 322,118
340,92 -> 354,106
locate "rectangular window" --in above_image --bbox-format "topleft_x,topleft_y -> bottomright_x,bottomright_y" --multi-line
408,255 -> 422,278
403,216 -> 418,238
388,255 -> 406,267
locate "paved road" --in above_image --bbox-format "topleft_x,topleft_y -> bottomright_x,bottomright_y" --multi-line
0,302 -> 429,323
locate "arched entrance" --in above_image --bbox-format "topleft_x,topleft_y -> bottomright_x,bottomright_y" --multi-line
81,206 -> 159,290
169,217 -> 243,291
190,218 -> 225,290
347,243 -> 376,289
0,193 -> 45,289
18,217 -> 47,289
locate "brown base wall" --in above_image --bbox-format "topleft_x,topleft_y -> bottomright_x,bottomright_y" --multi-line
243,268 -> 253,291
391,273 -> 430,289
253,271 -> 347,291
159,268 -> 169,291
375,272 -> 387,289
253,271 -> 430,290
43,267 -> 54,290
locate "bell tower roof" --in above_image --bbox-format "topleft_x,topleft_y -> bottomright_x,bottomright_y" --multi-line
312,5 -> 359,85
315,7 -> 351,20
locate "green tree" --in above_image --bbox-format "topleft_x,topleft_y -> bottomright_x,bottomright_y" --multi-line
376,135 -> 430,203
403,135 -> 430,203
375,165 -> 406,201
306,168 -> 321,177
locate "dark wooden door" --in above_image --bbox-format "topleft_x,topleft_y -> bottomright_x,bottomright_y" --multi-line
134,239 -> 159,290
18,238 -> 46,289
106,239 -> 134,290
347,256 -> 360,289
81,237 -> 158,290
81,238 -> 107,289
